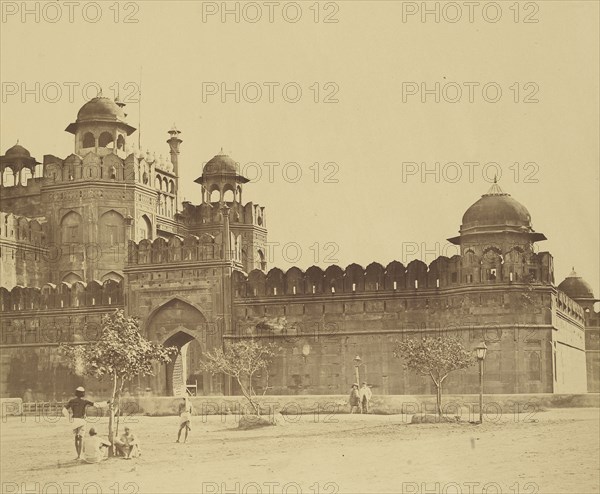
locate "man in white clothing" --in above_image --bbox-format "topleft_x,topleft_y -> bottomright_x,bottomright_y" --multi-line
359,382 -> 372,414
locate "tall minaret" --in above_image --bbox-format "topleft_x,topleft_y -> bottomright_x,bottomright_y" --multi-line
167,125 -> 182,176
167,125 -> 182,214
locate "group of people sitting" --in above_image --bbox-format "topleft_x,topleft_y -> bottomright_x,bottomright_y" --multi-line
349,382 -> 372,413
81,426 -> 141,463
63,386 -> 141,463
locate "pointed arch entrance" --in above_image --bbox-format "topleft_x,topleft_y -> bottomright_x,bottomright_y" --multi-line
145,297 -> 223,396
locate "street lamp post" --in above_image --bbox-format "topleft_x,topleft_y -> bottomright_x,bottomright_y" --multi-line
475,342 -> 488,424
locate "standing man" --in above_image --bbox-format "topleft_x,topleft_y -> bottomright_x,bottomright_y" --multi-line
176,396 -> 193,443
360,382 -> 372,414
62,386 -> 109,460
348,384 -> 361,414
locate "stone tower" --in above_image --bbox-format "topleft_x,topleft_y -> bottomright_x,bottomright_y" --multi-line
43,97 -> 180,283
448,181 -> 550,284
181,151 -> 268,273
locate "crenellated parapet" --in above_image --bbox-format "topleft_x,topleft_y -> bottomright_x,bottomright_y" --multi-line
555,290 -> 586,321
0,212 -> 46,244
126,234 -> 224,265
233,251 -> 555,298
0,279 -> 123,312
181,200 -> 266,227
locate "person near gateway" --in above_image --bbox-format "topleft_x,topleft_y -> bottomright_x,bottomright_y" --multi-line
176,396 -> 193,443
62,386 -> 109,460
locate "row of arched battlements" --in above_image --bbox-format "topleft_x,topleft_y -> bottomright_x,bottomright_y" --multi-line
40,152 -> 164,185
181,201 -> 265,227
233,253 -> 554,297
127,235 -> 222,264
0,280 -> 123,312
1,212 -> 46,243
556,290 -> 585,320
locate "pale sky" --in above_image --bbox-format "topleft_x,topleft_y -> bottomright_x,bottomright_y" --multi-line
1,1 -> 598,295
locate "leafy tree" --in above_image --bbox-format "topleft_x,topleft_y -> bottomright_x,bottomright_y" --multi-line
394,336 -> 476,418
61,309 -> 176,452
199,339 -> 278,415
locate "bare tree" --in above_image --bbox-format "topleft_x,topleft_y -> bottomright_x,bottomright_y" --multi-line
199,339 -> 278,415
394,336 -> 476,418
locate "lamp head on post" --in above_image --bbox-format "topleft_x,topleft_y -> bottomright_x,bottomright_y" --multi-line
475,342 -> 488,361
353,355 -> 362,366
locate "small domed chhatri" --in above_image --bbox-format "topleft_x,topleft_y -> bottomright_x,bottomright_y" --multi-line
1,141 -> 40,167
195,149 -> 249,186
558,268 -> 598,302
5,143 -> 31,159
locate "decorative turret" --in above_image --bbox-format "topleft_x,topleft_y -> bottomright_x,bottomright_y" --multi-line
0,142 -> 40,187
448,181 -> 546,256
558,268 -> 599,312
65,96 -> 136,158
194,150 -> 249,205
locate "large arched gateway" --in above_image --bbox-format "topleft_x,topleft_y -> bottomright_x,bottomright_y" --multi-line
145,297 -> 223,396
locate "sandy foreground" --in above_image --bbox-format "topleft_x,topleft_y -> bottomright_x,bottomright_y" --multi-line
0,408 -> 598,494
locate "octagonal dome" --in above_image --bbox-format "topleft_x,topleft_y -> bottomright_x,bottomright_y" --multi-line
448,182 -> 546,245
194,150 -> 249,185
462,182 -> 531,231
558,269 -> 597,301
66,97 -> 136,135
203,153 -> 239,175
77,97 -> 126,122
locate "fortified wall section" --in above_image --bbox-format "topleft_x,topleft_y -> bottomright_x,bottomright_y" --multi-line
233,253 -> 558,299
0,280 -> 124,399
0,212 -> 48,289
0,178 -> 44,216
229,255 -> 586,395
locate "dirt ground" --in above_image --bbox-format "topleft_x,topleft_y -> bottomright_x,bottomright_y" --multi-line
1,408 -> 598,494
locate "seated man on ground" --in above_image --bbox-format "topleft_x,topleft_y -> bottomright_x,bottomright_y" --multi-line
114,426 -> 141,459
82,428 -> 111,463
